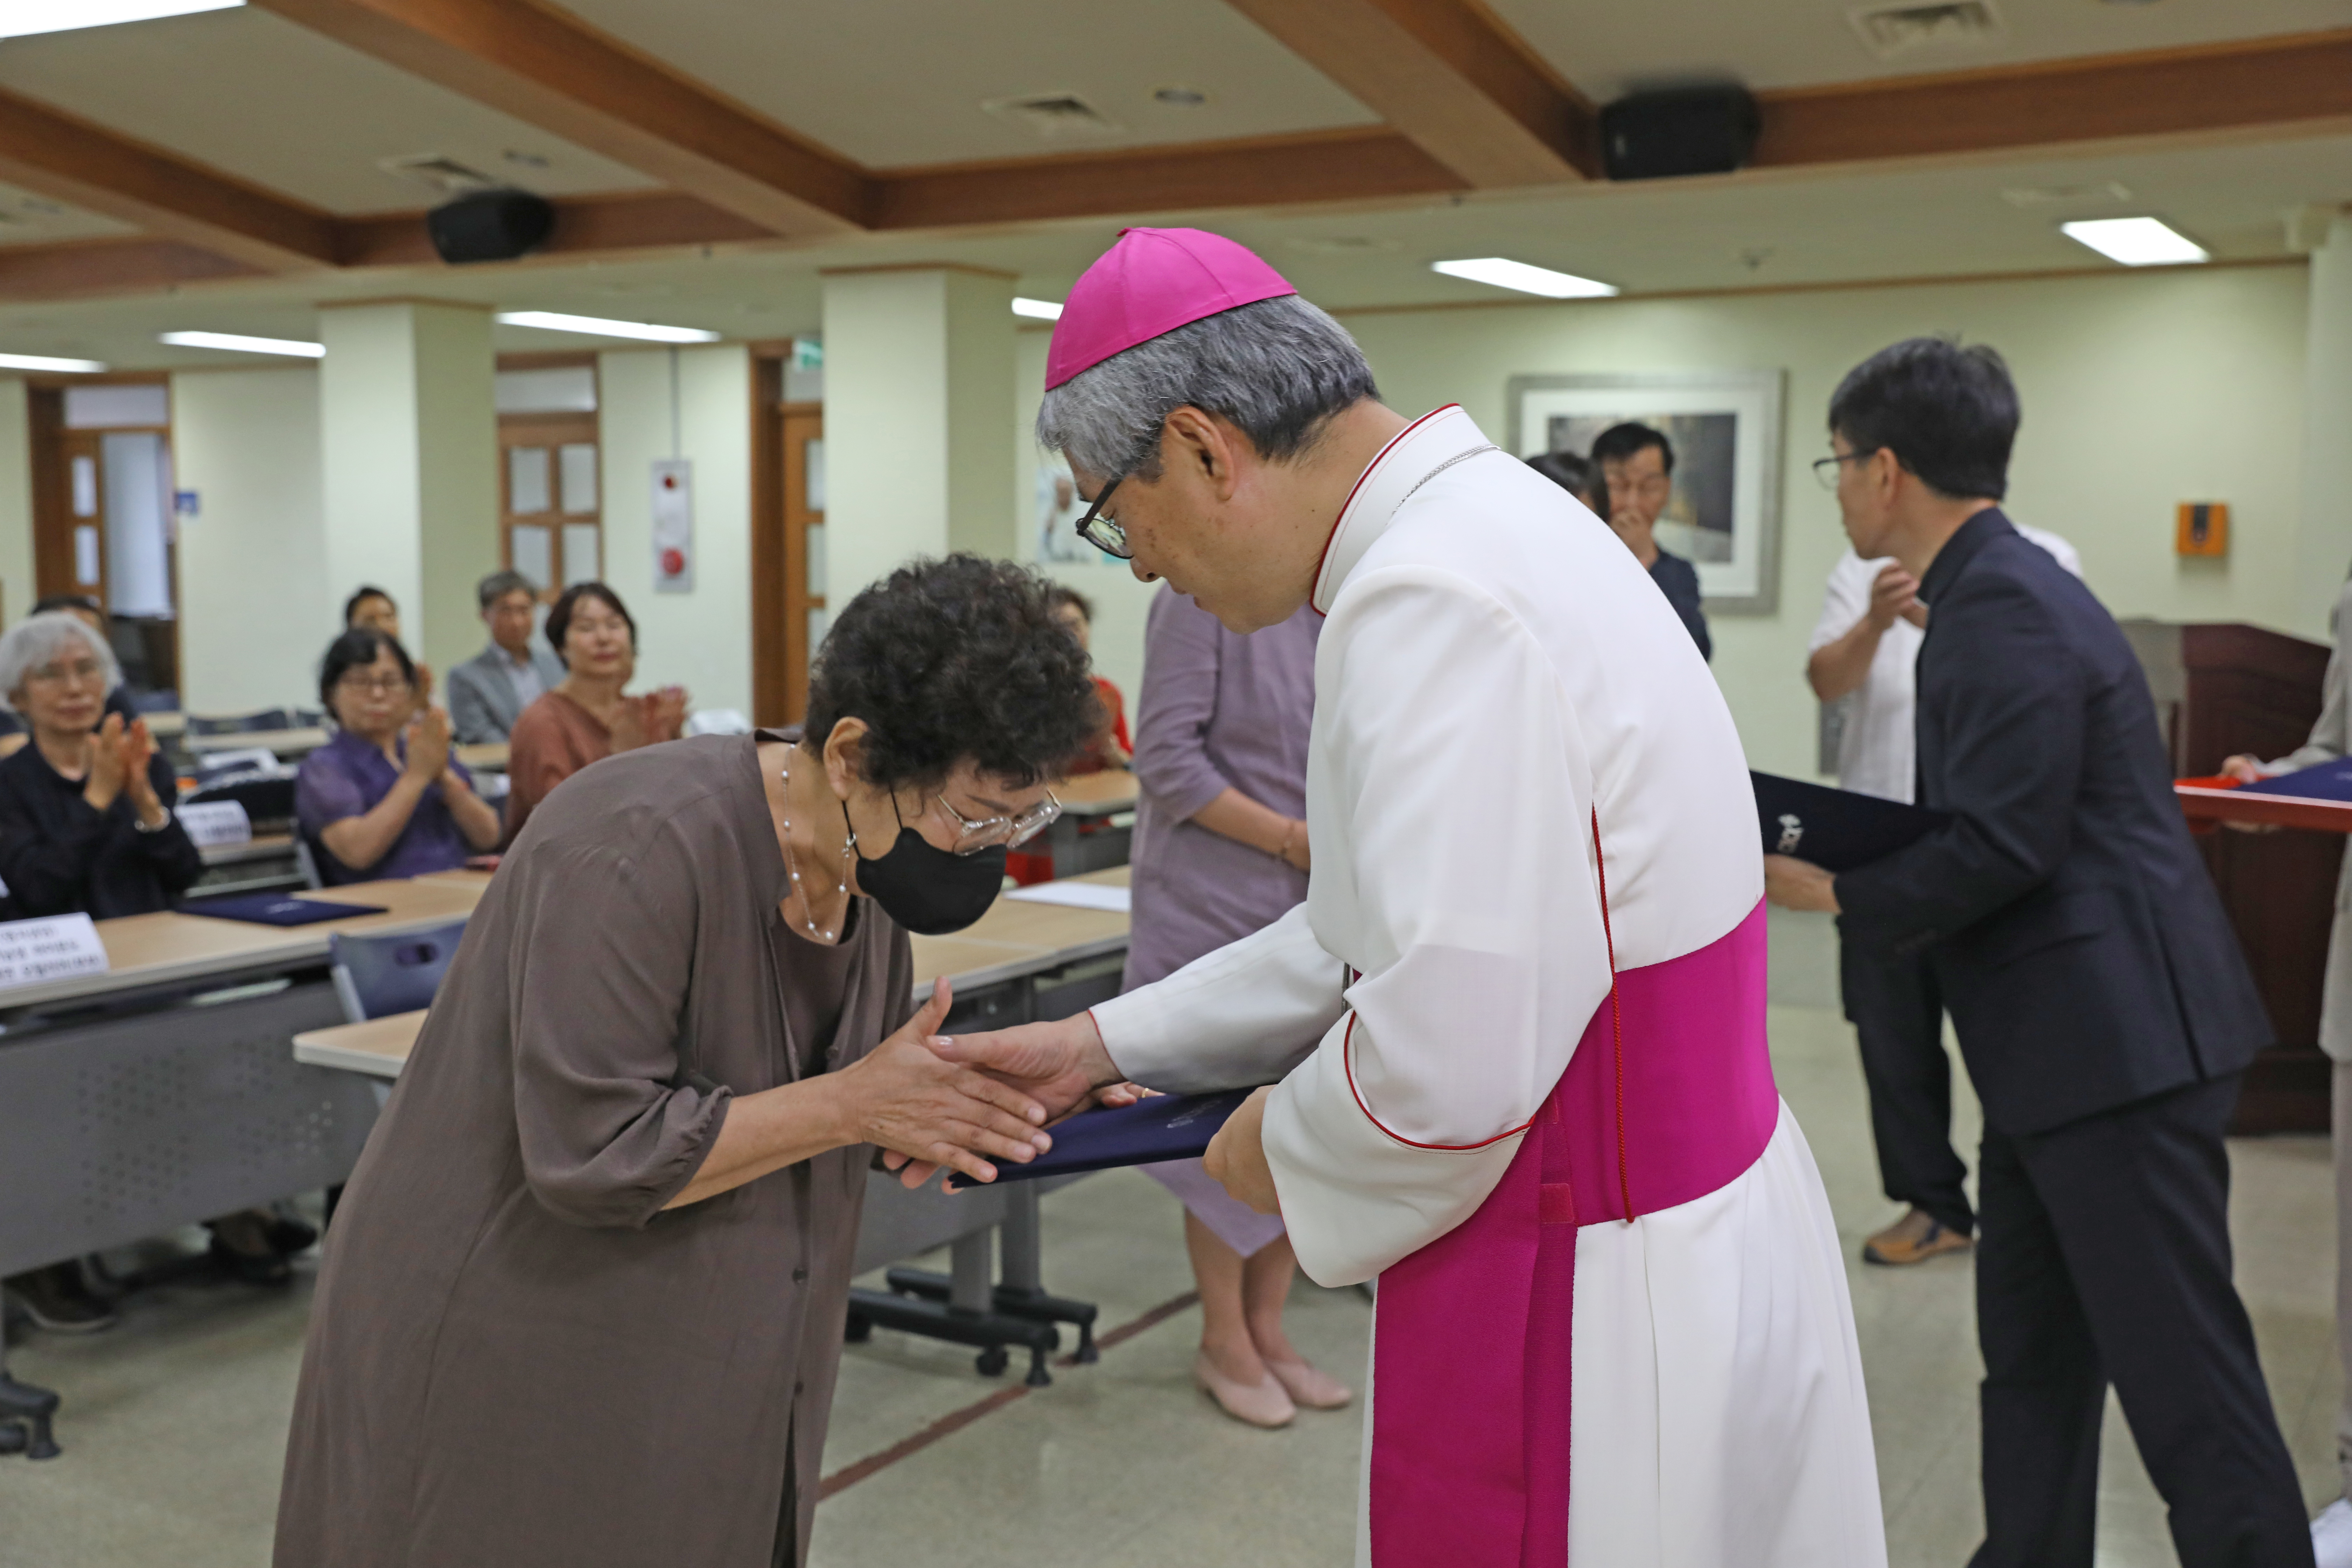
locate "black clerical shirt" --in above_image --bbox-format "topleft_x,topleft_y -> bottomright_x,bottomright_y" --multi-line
0,740 -> 203,919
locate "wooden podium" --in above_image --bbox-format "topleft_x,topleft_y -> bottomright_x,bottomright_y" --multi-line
2122,620 -> 2338,1133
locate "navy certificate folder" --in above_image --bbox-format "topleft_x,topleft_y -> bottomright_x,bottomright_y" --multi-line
181,893 -> 387,926
1751,771 -> 1951,874
946,1088 -> 1253,1189
2240,757 -> 2352,803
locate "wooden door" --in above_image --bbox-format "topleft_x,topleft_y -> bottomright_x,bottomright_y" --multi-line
499,410 -> 601,596
751,362 -> 822,727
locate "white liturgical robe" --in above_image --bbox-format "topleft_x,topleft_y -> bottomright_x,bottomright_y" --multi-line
1089,406 -> 1884,1566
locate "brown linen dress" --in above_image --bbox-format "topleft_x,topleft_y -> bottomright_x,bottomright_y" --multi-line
275,732 -> 913,1568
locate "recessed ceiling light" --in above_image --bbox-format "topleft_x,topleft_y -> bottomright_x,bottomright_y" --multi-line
1431,257 -> 1619,299
159,330 -> 324,357
0,351 -> 106,372
2059,216 -> 2209,267
1011,297 -> 1063,321
0,0 -> 240,40
503,149 -> 550,168
497,311 -> 720,344
1153,86 -> 1208,107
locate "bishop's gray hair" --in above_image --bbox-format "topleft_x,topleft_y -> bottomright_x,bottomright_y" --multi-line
1036,294 -> 1379,481
0,611 -> 119,714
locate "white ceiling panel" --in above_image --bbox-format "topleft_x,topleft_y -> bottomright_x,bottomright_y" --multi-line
0,6 -> 659,215
551,0 -> 1378,169
1489,0 -> 2352,99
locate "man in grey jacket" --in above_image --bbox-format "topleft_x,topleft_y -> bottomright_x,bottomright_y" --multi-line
2224,571 -> 2352,1565
446,570 -> 565,745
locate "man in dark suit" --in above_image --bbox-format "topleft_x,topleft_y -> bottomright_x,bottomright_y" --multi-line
1765,337 -> 2310,1568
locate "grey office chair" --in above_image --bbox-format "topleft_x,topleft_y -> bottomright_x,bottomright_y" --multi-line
328,920 -> 469,1025
186,708 -> 293,736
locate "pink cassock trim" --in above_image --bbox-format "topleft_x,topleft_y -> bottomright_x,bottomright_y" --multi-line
1366,898 -> 1778,1567
1310,405 -> 1461,618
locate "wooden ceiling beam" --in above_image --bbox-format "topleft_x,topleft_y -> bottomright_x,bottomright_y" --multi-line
249,0 -> 873,237
0,89 -> 337,272
1218,0 -> 1597,186
1754,28 -> 2352,171
338,190 -> 773,268
876,127 -> 1464,230
0,236 -> 263,302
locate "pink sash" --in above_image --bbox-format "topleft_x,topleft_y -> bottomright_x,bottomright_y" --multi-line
1366,897 -> 1778,1567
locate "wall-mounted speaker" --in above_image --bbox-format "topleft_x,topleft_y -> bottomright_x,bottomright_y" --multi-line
426,190 -> 556,265
1601,87 -> 1760,182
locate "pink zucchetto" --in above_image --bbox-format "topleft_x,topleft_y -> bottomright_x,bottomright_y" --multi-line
1044,227 -> 1297,390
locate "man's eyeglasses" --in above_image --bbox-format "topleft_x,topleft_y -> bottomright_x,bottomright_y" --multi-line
1811,449 -> 1880,491
933,790 -> 1062,855
1073,476 -> 1132,561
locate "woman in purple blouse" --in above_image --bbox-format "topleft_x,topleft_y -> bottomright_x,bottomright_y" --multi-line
1125,585 -> 1349,1428
297,628 -> 502,884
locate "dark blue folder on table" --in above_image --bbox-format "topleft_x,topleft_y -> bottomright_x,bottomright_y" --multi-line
1751,771 -> 1951,874
946,1088 -> 1253,1189
180,893 -> 387,927
2239,758 -> 2352,802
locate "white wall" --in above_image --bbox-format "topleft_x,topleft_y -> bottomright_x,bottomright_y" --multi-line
1011,328 -> 1162,705
171,366 -> 330,714
0,378 -> 34,627
598,343 -> 755,718
1338,262 -> 2313,780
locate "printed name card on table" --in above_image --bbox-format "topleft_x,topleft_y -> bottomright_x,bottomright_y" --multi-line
176,800 -> 254,848
0,914 -> 110,990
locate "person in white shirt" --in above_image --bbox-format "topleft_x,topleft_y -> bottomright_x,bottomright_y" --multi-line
1805,525 -> 2081,1266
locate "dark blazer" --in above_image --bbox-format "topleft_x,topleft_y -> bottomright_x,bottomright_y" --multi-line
1835,509 -> 2268,1136
1647,549 -> 1712,662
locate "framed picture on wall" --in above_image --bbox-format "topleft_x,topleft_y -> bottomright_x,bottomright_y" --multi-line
1506,370 -> 1786,615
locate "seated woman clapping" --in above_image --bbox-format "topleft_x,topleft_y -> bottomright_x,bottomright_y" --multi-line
297,628 -> 502,884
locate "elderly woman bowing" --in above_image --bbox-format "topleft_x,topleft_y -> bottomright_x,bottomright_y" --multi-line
276,555 -> 1102,1568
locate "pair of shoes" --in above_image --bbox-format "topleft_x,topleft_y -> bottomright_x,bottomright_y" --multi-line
1194,1352 -> 1295,1428
265,1216 -> 319,1256
1264,1356 -> 1353,1410
1862,1207 -> 1972,1267
3,1263 -> 117,1334
206,1215 -> 293,1286
2313,1497 -> 2352,1568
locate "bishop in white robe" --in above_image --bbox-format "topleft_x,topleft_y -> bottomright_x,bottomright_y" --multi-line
936,227 -> 1886,1567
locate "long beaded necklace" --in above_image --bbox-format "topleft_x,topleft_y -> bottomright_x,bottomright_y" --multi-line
778,747 -> 853,943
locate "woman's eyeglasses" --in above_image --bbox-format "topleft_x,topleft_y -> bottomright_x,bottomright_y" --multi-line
25,658 -> 105,688
1073,476 -> 1133,561
933,791 -> 1062,854
338,673 -> 414,696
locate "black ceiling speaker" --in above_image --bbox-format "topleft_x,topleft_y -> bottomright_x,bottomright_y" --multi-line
426,190 -> 556,264
1601,86 -> 1760,181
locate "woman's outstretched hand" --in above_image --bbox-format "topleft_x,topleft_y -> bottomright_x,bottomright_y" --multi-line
834,978 -> 1053,1189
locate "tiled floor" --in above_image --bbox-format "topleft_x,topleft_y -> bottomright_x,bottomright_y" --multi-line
4,910 -> 2341,1566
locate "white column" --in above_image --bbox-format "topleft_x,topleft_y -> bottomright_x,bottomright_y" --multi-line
597,342 -> 754,716
317,301 -> 497,678
2300,212 -> 2352,635
172,367 -> 329,712
821,266 -> 1017,604
0,377 -> 33,627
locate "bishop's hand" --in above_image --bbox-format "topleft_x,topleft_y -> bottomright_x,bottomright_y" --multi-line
887,1013 -> 1125,1187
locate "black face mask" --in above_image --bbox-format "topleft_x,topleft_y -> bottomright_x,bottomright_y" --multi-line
845,797 -> 1005,936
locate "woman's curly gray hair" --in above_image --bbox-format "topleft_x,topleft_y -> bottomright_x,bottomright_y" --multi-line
1035,294 -> 1378,481
0,611 -> 119,715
